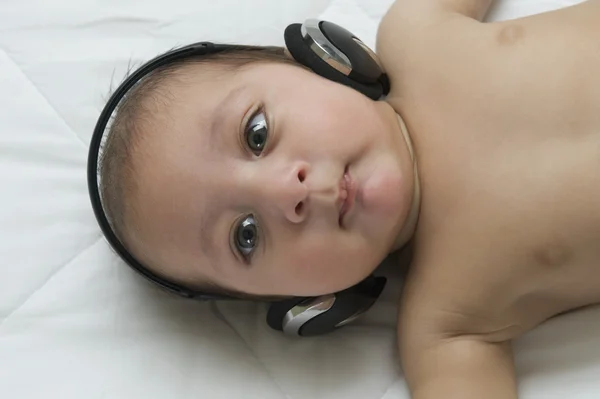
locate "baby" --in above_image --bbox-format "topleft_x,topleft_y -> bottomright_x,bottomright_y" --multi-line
97,0 -> 600,397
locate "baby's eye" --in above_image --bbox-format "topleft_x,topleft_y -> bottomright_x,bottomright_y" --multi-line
245,111 -> 268,156
234,215 -> 259,262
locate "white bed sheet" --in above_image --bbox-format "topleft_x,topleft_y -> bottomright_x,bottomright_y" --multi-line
1,0 -> 598,398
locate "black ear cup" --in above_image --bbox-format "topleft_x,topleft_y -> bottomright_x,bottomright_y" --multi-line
266,276 -> 387,336
284,23 -> 386,100
317,21 -> 383,84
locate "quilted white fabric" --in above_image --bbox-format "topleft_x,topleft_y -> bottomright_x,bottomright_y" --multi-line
0,0 -> 597,398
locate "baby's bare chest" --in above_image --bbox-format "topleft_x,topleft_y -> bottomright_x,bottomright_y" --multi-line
448,9 -> 600,319
391,2 -> 600,339
418,130 -> 600,341
407,63 -> 600,343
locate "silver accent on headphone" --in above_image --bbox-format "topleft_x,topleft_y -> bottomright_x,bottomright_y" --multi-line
301,19 -> 352,76
282,295 -> 336,335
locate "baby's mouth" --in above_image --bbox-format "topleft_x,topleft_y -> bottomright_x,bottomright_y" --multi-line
338,165 -> 356,227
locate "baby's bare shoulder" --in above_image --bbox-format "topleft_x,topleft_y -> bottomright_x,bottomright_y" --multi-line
376,0 -> 492,51
376,1 -> 494,94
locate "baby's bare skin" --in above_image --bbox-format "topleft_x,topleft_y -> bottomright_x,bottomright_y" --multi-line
377,0 -> 600,397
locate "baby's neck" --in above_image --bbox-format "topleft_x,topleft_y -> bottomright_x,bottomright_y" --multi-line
392,113 -> 421,251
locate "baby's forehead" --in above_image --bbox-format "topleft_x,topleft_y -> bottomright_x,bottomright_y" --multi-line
134,67 -> 232,137
134,70 -> 244,164
161,60 -> 298,98
155,63 -> 251,115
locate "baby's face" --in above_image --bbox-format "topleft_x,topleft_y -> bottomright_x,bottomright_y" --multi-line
129,61 -> 416,297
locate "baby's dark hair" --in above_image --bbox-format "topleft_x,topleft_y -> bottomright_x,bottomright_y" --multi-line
99,44 -> 298,299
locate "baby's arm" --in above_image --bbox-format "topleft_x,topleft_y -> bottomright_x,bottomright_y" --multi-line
401,334 -> 517,398
377,0 -> 494,68
398,270 -> 517,399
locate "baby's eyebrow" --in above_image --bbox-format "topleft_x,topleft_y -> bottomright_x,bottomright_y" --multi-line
209,85 -> 247,149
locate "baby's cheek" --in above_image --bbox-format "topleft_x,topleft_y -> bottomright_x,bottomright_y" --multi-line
277,246 -> 344,294
361,156 -> 405,217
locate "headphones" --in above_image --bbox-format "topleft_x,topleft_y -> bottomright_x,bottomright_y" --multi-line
88,19 -> 390,337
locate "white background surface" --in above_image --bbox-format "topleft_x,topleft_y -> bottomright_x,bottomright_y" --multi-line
1,0 -> 598,398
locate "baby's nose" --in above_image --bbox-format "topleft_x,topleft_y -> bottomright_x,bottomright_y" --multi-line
266,162 -> 309,224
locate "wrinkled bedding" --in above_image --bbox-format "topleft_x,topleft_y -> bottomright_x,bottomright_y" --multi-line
1,0 -> 598,398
